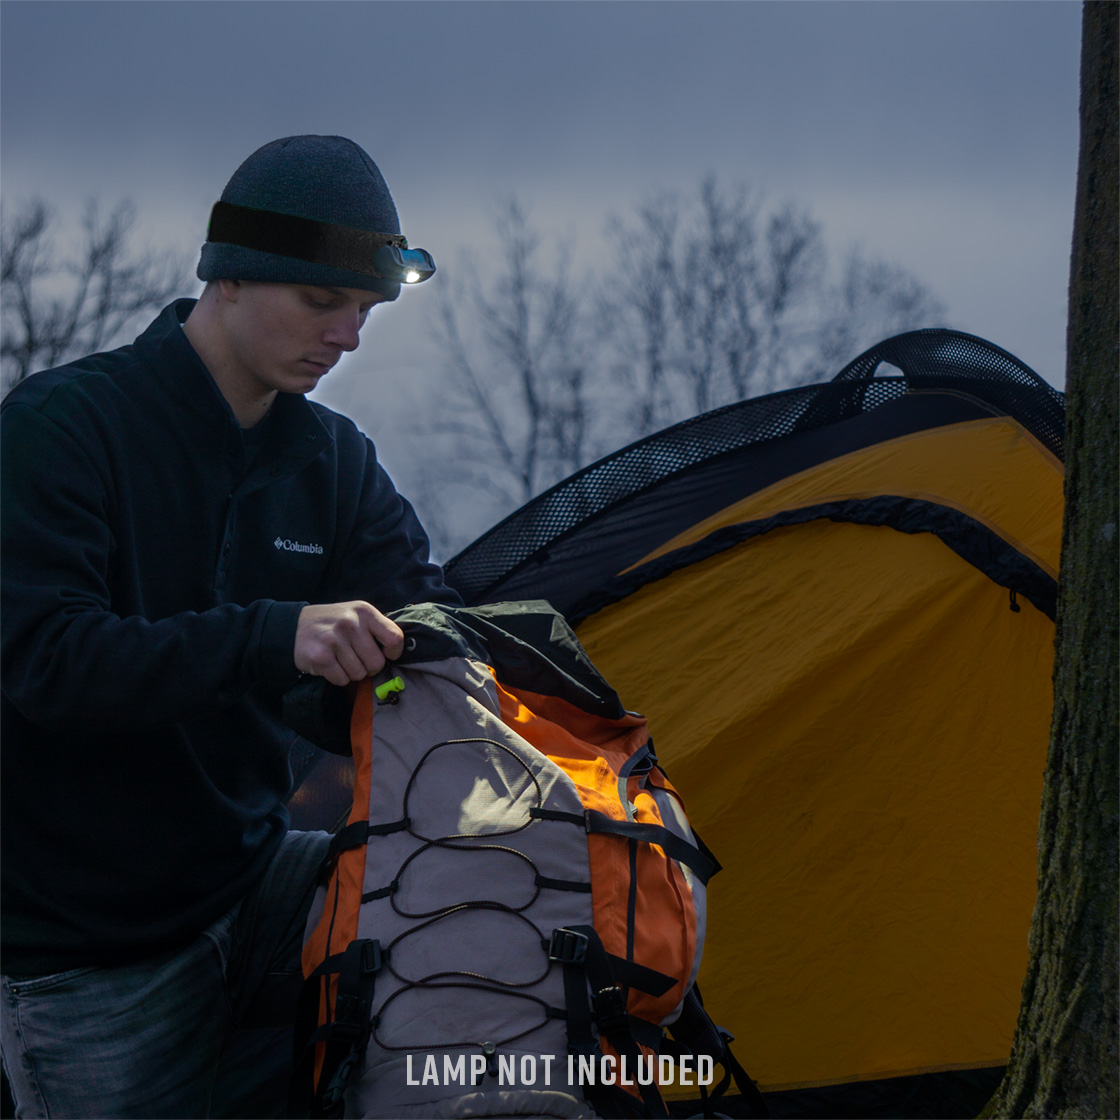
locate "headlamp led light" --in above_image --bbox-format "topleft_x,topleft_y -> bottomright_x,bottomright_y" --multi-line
205,201 -> 436,285
372,243 -> 436,284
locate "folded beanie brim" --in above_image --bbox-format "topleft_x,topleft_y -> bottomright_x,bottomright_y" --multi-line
196,242 -> 401,301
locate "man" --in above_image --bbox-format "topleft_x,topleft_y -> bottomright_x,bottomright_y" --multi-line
0,135 -> 462,1118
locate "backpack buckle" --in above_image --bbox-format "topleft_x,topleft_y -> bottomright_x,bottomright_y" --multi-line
548,927 -> 589,965
328,996 -> 370,1045
358,939 -> 383,976
593,984 -> 629,1036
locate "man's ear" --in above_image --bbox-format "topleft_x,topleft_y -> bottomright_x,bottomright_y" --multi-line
217,278 -> 242,303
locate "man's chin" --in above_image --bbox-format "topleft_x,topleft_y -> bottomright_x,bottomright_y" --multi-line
287,364 -> 331,392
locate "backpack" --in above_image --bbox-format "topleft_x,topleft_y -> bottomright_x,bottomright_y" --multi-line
288,601 -> 766,1119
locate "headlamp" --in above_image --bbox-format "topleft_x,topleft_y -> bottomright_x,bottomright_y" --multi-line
372,244 -> 437,285
205,202 -> 437,286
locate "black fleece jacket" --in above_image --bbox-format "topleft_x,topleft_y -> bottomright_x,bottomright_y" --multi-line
1,299 -> 461,975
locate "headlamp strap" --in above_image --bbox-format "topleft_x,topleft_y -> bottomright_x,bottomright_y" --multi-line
207,201 -> 408,279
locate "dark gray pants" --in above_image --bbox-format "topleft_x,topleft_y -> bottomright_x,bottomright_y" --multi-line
1,830 -> 329,1119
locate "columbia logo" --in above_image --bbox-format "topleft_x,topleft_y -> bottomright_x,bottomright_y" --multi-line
274,537 -> 324,555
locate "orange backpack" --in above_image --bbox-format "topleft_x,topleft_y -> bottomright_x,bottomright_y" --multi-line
290,602 -> 765,1119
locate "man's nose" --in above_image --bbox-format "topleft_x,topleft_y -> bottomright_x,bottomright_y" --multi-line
324,312 -> 364,352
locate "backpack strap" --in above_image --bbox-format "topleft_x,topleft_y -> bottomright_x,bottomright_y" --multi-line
549,925 -> 670,1119
319,818 -> 411,881
529,808 -> 722,885
290,938 -> 384,1119
668,987 -> 770,1119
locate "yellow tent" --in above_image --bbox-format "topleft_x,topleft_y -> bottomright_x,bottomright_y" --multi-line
440,329 -> 1064,1118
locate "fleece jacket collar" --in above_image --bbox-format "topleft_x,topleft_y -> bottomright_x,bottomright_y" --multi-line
133,299 -> 333,489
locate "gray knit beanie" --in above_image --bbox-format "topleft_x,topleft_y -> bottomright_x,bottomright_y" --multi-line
197,135 -> 405,301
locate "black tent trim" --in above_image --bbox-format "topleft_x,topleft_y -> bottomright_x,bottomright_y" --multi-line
445,331 -> 1063,612
565,496 -> 1059,626
446,388 -> 1007,609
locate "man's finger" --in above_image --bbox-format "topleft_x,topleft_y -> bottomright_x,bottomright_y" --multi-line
359,605 -> 405,662
295,601 -> 407,684
346,624 -> 389,678
335,641 -> 376,684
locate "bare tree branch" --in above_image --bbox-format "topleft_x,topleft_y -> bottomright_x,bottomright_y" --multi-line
1,197 -> 189,392
414,198 -> 596,550
810,247 -> 947,380
417,179 -> 946,555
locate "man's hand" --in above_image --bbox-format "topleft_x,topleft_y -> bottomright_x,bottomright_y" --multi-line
294,602 -> 405,687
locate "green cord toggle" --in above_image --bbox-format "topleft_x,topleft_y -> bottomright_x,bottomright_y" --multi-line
375,676 -> 406,702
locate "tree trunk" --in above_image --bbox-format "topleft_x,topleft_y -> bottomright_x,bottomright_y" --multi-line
981,3 -> 1118,1117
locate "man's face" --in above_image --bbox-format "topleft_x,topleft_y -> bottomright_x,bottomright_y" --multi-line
219,280 -> 386,397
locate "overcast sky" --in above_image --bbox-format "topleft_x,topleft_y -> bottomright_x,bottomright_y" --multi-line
1,0 -> 1082,521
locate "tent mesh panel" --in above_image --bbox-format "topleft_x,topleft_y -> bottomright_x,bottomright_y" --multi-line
825,328 -> 1065,453
444,329 -> 1064,605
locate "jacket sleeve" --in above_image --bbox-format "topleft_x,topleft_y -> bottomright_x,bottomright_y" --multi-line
323,433 -> 464,613
1,401 -> 305,732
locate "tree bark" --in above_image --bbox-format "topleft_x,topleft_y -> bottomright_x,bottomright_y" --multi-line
981,3 -> 1118,1117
